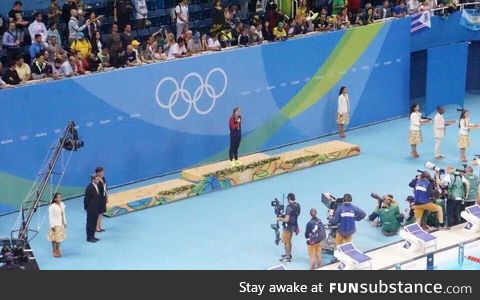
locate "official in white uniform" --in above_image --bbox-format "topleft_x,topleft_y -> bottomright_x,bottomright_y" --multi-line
433,106 -> 455,160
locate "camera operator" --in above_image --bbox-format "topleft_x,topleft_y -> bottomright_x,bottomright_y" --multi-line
276,193 -> 300,263
464,166 -> 480,209
330,193 -> 366,246
404,196 -> 416,225
435,166 -> 468,226
375,195 -> 402,236
304,208 -> 326,270
409,171 -> 448,229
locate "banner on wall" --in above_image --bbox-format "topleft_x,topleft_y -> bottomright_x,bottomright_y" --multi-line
411,11 -> 432,33
460,9 -> 480,31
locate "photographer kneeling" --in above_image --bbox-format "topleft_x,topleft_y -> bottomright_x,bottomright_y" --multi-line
330,193 -> 366,246
376,195 -> 402,236
276,193 -> 301,263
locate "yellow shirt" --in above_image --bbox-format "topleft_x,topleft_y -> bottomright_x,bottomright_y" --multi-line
273,27 -> 287,39
15,63 -> 31,81
70,39 -> 92,59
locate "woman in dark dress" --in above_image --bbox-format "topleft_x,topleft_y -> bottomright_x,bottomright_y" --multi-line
95,166 -> 108,232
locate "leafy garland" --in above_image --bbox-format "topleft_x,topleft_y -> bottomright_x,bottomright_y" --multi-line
204,157 -> 281,178
156,184 -> 196,197
284,154 -> 319,165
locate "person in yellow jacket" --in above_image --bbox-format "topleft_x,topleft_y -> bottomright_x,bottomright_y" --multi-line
70,32 -> 92,59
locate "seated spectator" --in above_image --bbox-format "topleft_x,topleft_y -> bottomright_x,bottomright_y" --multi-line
231,22 -> 244,46
315,8 -> 333,32
30,34 -> 46,61
229,4 -> 241,25
238,27 -> 250,47
201,34 -> 209,52
255,24 -> 264,41
91,31 -> 104,55
123,45 -> 142,67
183,30 -> 193,50
131,40 -> 141,59
46,35 -> 65,63
139,41 -> 155,63
273,22 -> 287,41
28,12 -> 48,46
171,38 -> 191,59
51,58 -> 64,78
218,29 -> 234,47
419,0 -> 434,10
61,55 -> 78,77
336,7 -> 351,28
152,28 -> 167,50
207,34 -> 222,51
31,51 -> 52,79
163,33 -> 177,59
74,51 -> 90,74
70,32 -> 92,59
249,25 -> 262,45
47,22 -> 62,47
288,19 -> 307,37
2,61 -> 22,85
0,62 -> 12,89
187,32 -> 203,54
347,0 -> 362,21
262,21 -> 274,41
357,6 -> 375,25
98,47 -> 112,68
15,55 -> 31,82
407,0 -> 421,13
393,0 -> 408,17
86,52 -> 102,72
375,0 -> 393,20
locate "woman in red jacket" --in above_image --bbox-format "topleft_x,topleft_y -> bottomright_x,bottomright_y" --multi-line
229,107 -> 242,166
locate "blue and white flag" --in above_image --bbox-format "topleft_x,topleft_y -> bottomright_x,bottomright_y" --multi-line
460,9 -> 480,31
411,11 -> 432,33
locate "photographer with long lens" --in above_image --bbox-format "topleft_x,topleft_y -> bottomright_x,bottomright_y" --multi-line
436,166 -> 469,226
409,171 -> 448,230
330,193 -> 366,246
375,195 -> 402,236
276,193 -> 300,263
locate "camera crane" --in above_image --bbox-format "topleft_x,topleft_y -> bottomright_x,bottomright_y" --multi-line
10,121 -> 83,244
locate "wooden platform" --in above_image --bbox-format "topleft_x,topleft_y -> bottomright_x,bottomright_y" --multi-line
181,153 -> 271,182
106,140 -> 360,217
318,224 -> 480,270
105,179 -> 194,217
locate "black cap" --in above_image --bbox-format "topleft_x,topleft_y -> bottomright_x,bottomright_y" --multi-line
95,166 -> 104,173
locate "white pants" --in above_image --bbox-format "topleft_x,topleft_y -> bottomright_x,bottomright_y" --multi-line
435,137 -> 443,157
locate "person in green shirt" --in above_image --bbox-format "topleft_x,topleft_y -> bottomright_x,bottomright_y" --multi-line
464,166 -> 479,209
333,0 -> 346,15
376,196 -> 402,236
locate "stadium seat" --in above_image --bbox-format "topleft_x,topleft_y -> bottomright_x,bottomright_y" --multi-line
147,0 -> 157,11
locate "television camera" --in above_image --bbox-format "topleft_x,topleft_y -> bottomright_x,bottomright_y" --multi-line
320,192 -> 345,254
270,196 -> 285,245
61,121 -> 84,151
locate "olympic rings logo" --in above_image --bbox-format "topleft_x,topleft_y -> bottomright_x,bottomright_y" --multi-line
155,68 -> 228,120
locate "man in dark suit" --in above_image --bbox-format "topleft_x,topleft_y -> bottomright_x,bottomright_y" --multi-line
374,0 -> 393,20
84,174 -> 101,243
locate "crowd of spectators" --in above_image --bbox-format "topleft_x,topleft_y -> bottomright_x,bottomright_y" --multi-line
0,0 -> 470,89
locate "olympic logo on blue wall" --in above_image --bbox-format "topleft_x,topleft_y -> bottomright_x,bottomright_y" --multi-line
155,68 -> 228,120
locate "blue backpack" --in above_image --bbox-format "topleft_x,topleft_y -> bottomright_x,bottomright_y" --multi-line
307,220 -> 326,245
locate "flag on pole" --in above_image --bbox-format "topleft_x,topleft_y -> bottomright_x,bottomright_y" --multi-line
411,11 -> 432,33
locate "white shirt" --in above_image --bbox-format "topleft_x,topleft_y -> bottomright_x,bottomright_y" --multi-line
175,4 -> 189,24
433,112 -> 445,138
134,0 -> 148,19
169,43 -> 187,58
207,38 -> 220,49
410,112 -> 421,131
337,93 -> 349,114
48,202 -> 66,228
28,20 -> 48,44
60,61 -> 74,76
459,118 -> 470,136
